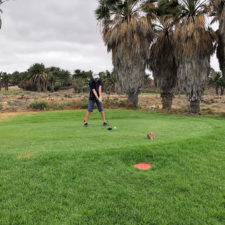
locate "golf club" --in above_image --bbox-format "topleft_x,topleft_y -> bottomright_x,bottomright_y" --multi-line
104,109 -> 117,131
104,109 -> 112,130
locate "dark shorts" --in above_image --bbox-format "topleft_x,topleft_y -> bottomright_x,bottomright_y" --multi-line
88,99 -> 104,112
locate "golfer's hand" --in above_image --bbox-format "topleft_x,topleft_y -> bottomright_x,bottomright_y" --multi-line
98,98 -> 103,104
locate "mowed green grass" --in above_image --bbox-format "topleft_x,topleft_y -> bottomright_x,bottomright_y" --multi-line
0,110 -> 225,225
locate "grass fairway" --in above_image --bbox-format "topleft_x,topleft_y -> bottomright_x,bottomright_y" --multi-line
0,110 -> 225,225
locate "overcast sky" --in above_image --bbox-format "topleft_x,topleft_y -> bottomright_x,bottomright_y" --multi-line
0,0 -> 221,74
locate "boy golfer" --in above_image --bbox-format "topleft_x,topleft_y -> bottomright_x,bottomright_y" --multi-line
83,73 -> 107,127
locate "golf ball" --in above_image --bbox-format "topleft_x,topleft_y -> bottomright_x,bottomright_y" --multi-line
113,126 -> 117,129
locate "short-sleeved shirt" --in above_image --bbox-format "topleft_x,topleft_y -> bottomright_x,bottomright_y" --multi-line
89,79 -> 103,100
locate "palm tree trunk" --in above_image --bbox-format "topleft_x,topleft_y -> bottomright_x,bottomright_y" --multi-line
37,78 -> 41,92
44,81 -> 47,92
189,100 -> 200,113
216,86 -> 219,95
161,92 -> 173,110
222,8 -> 225,81
221,87 -> 224,95
37,85 -> 41,92
218,7 -> 225,81
128,92 -> 138,108
222,67 -> 225,83
51,84 -> 54,92
5,83 -> 8,91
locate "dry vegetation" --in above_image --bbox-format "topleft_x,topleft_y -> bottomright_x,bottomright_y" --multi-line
0,86 -> 224,116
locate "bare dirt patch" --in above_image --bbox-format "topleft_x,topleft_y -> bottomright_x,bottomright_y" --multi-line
17,153 -> 33,159
0,112 -> 37,122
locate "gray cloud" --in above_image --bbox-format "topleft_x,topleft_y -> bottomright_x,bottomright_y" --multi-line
0,0 -> 221,74
0,0 -> 112,73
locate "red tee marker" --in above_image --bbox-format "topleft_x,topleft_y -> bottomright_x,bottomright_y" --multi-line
134,163 -> 152,170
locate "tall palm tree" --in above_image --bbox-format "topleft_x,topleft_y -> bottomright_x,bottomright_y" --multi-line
145,0 -> 178,109
95,0 -> 155,107
0,72 -> 3,90
210,0 -> 225,81
0,0 -> 3,29
173,0 -> 215,112
47,73 -> 56,92
0,0 -> 8,29
28,63 -> 48,92
1,72 -> 10,90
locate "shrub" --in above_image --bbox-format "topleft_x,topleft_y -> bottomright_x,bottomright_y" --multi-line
201,108 -> 214,115
54,84 -> 61,92
70,99 -> 89,109
81,99 -> 89,109
48,102 -> 71,110
64,102 -> 72,107
50,104 -> 63,110
19,81 -> 37,91
71,101 -> 82,109
29,101 -> 49,110
0,104 -> 3,110
221,112 -> 225,118
116,100 -> 127,107
103,98 -> 129,109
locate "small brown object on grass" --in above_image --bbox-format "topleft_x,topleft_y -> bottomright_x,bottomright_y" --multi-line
17,153 -> 33,159
147,132 -> 155,140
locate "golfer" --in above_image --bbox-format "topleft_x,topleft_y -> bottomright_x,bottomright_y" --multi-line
83,73 -> 107,127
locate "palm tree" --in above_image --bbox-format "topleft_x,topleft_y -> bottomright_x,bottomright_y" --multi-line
1,72 -> 10,90
47,73 -> 56,92
146,0 -> 178,109
0,72 -> 3,91
0,0 -> 8,29
95,0 -> 155,107
214,71 -> 225,95
28,63 -> 48,92
0,1 -> 3,30
99,70 -> 116,94
173,0 -> 215,112
210,0 -> 225,81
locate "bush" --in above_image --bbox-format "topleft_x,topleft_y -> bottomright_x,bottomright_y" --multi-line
103,98 -> 129,109
0,104 -> 3,110
116,100 -> 127,107
19,81 -> 37,91
71,101 -> 82,109
81,99 -> 89,109
54,84 -> 61,92
49,104 -> 64,110
48,102 -> 71,110
29,101 -> 49,110
70,99 -> 89,109
201,108 -> 214,115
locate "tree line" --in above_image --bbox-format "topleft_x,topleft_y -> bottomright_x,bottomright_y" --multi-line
0,63 -> 223,96
95,0 -> 225,112
0,63 -> 119,94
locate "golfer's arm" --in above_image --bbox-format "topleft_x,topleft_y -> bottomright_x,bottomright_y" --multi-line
99,85 -> 102,98
92,89 -> 99,100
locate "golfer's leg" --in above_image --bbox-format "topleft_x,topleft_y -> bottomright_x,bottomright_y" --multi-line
96,100 -> 106,123
101,111 -> 106,123
85,100 -> 94,122
84,111 -> 91,122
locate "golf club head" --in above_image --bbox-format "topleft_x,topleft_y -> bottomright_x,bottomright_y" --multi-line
107,127 -> 112,130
